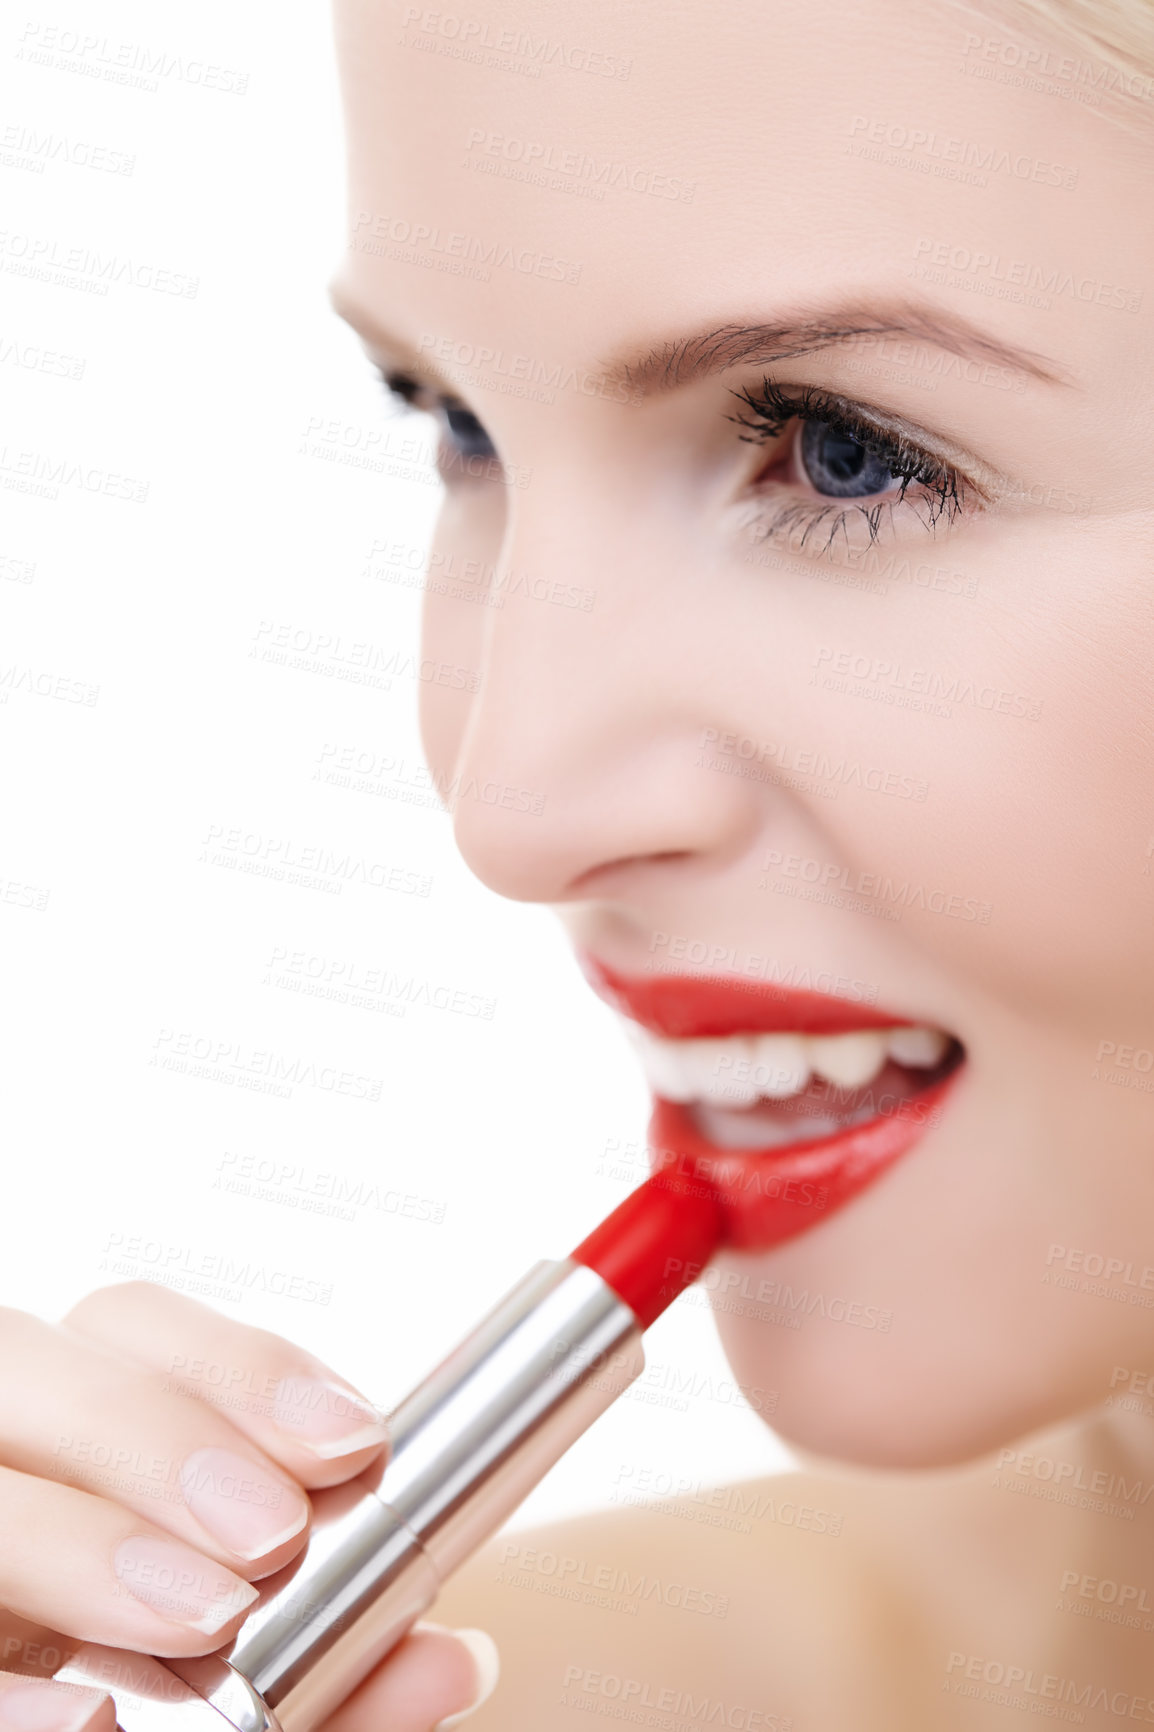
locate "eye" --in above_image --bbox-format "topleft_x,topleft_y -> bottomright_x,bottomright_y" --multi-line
377,368 -> 498,465
442,403 -> 497,461
728,375 -> 975,553
797,419 -> 902,499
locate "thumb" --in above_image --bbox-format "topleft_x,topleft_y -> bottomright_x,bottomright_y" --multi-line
319,1622 -> 500,1732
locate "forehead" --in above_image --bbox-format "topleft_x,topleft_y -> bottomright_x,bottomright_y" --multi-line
331,0 -> 1145,379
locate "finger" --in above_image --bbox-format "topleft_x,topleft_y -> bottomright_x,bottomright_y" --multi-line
0,1674 -> 115,1732
0,1308 -> 310,1576
63,1285 -> 389,1487
0,1465 -> 259,1657
320,1625 -> 499,1732
0,1613 -> 74,1682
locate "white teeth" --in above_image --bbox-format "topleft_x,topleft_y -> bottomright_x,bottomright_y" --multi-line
805,1030 -> 888,1090
621,1024 -> 697,1103
619,1016 -> 952,1105
678,1037 -> 758,1106
747,1033 -> 811,1098
886,1025 -> 949,1068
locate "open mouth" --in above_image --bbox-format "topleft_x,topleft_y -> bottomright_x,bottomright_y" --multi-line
641,1024 -> 965,1250
578,952 -> 967,1250
626,1020 -> 964,1150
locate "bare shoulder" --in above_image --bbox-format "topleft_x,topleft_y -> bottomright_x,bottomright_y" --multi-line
428,1467 -> 939,1732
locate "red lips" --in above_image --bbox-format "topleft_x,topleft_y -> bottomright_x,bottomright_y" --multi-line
577,952 -> 915,1037
578,950 -> 962,1252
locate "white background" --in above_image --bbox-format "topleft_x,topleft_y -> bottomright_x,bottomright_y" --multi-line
0,0 -> 791,1530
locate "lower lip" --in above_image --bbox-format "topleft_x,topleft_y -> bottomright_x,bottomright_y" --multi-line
648,1066 -> 964,1251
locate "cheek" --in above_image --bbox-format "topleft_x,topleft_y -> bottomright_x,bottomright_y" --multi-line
417,487 -> 507,777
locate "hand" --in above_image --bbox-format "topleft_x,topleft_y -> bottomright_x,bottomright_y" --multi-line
0,1283 -> 498,1732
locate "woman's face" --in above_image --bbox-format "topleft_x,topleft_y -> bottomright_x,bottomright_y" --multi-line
331,0 -> 1154,1467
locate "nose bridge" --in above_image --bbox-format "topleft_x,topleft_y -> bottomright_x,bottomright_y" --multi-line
455,498 -> 625,803
445,494 -> 757,901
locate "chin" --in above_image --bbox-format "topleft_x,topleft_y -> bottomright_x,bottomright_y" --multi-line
710,1272 -> 1103,1474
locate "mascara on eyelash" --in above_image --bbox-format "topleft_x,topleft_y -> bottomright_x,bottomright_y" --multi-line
728,375 -> 968,550
374,360 -> 967,548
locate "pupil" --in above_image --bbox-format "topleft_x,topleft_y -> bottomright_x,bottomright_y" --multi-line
800,419 -> 896,498
444,404 -> 496,460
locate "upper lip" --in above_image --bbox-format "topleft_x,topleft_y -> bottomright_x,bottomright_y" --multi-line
577,951 -> 920,1038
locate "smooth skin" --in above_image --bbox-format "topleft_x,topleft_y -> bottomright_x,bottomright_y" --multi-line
328,0 -> 1154,1721
8,0 -> 1154,1725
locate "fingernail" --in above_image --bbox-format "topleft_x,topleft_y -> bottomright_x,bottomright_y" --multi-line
180,1447 -> 309,1560
433,1629 -> 500,1731
0,1685 -> 109,1732
269,1375 -> 390,1459
113,1534 -> 259,1634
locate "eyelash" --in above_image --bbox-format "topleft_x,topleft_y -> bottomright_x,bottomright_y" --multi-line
727,376 -> 968,553
375,365 -> 974,552
378,370 -> 497,463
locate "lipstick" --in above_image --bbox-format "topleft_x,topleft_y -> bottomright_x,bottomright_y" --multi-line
578,952 -> 965,1249
53,1173 -> 723,1732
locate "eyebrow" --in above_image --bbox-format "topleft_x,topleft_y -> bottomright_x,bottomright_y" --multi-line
330,286 -> 459,391
599,304 -> 1071,397
329,285 -> 1072,403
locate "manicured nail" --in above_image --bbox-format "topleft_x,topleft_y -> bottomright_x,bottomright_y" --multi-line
0,1685 -> 109,1732
179,1447 -> 309,1560
269,1375 -> 390,1459
433,1629 -> 500,1731
113,1534 -> 259,1634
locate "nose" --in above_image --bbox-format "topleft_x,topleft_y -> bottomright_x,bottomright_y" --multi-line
439,500 -> 764,905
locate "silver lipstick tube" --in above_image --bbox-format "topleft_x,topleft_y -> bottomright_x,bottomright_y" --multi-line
54,1259 -> 643,1732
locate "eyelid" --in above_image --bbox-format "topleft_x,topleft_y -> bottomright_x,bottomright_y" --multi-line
735,373 -> 1009,505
